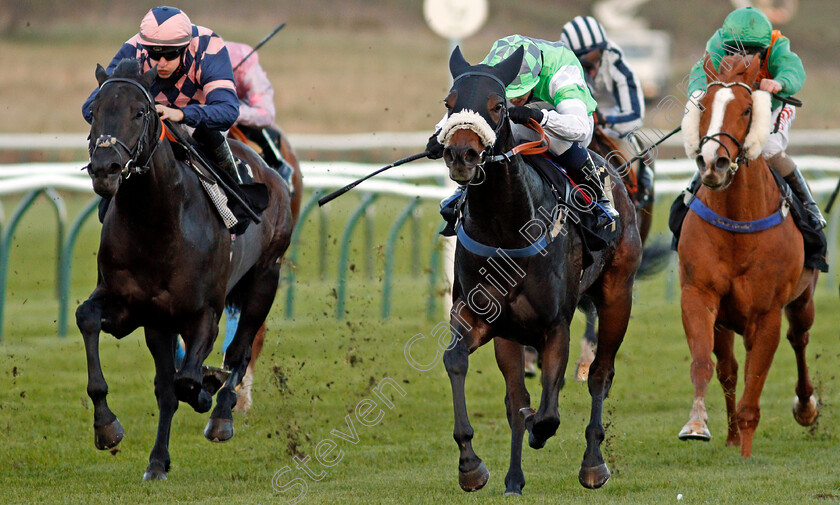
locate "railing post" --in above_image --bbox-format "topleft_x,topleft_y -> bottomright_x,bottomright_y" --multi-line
336,193 -> 377,319
0,189 -> 46,341
382,198 -> 420,319
285,191 -> 323,319
426,221 -> 447,319
57,196 -> 100,337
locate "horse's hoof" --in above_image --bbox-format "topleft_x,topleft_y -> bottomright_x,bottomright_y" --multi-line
528,417 -> 559,450
504,489 -> 523,496
94,418 -> 124,450
142,469 -> 168,481
678,421 -> 711,441
792,394 -> 819,426
458,462 -> 490,492
175,376 -> 212,413
204,418 -> 234,442
528,431 -> 547,450
579,463 -> 610,489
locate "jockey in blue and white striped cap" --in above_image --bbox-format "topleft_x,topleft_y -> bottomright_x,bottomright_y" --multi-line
560,16 -> 645,139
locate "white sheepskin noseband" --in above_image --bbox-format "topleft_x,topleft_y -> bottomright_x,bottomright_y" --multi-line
437,110 -> 497,148
682,90 -> 704,158
743,90 -> 771,160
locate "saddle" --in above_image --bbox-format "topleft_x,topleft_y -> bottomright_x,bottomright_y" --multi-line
668,172 -> 828,272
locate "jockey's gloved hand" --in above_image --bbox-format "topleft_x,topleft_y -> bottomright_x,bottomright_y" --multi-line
593,109 -> 607,125
426,132 -> 445,160
509,106 -> 544,125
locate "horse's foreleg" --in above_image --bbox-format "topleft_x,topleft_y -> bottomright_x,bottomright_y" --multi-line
175,308 -> 219,413
444,311 -> 491,492
76,296 -> 124,450
785,281 -> 819,427
526,323 -> 569,450
712,326 -> 739,446
493,338 -> 530,496
142,328 -> 179,481
678,288 -> 718,443
738,310 -> 783,457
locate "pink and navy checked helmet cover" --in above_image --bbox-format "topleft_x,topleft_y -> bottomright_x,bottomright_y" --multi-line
138,6 -> 193,47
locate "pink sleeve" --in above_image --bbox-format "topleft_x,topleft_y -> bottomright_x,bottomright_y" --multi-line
227,42 -> 276,128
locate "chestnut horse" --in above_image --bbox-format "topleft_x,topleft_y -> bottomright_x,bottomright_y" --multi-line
439,46 -> 641,493
677,53 -> 819,457
78,60 -> 294,479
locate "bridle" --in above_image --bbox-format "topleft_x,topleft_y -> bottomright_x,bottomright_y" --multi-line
696,80 -> 755,182
88,77 -> 165,178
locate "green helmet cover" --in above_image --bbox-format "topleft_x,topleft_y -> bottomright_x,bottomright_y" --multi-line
721,7 -> 772,47
482,35 -> 542,99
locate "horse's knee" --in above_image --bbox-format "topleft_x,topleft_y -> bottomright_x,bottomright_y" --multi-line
443,348 -> 469,376
737,406 -> 760,431
76,300 -> 102,335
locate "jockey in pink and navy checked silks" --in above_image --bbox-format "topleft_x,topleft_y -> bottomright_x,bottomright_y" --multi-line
82,6 -> 238,132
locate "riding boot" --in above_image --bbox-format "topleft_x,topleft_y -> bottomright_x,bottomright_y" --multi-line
784,167 -> 826,230
439,186 -> 465,237
637,162 -> 655,205
580,153 -> 619,229
275,158 -> 295,191
209,140 -> 243,185
259,128 -> 295,191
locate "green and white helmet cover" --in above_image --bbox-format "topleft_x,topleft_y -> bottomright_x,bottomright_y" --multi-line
720,7 -> 772,47
482,34 -> 543,98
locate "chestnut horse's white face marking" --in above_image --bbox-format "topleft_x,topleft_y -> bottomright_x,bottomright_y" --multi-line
699,87 -> 734,165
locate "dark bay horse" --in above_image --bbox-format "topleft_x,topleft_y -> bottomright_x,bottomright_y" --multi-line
439,46 -> 641,493
78,59 -> 294,479
677,53 -> 819,457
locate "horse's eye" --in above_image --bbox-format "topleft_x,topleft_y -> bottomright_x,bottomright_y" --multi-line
135,110 -> 144,119
493,103 -> 504,112
743,107 -> 751,117
444,100 -> 451,111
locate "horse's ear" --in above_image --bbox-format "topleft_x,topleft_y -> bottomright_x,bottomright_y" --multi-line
743,53 -> 762,85
702,52 -> 717,83
95,64 -> 109,86
493,46 -> 525,87
449,46 -> 471,79
141,66 -> 157,90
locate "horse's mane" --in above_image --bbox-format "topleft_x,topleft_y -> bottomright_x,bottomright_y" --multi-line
111,58 -> 142,80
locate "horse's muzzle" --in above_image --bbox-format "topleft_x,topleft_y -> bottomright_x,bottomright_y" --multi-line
444,145 -> 481,184
88,160 -> 122,198
697,155 -> 732,190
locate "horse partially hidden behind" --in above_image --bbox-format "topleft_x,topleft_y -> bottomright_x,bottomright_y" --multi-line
78,59 -> 294,480
677,53 -> 819,457
574,126 -> 669,380
439,46 -> 641,493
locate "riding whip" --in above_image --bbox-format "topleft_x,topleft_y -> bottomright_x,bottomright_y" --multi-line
613,125 -> 682,174
232,23 -> 286,72
317,151 -> 430,206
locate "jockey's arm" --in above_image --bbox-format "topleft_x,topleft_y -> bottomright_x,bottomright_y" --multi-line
82,42 -> 139,124
540,98 -> 593,144
602,51 -> 645,135
180,42 -> 240,131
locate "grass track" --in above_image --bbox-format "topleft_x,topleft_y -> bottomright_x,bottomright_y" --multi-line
1,194 -> 839,504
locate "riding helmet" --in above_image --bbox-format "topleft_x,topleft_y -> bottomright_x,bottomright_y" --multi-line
138,6 -> 194,47
720,7 -> 773,48
482,35 -> 543,99
559,16 -> 609,57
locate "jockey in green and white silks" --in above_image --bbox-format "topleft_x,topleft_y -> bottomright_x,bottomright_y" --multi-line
686,7 -> 824,229
429,34 -> 618,230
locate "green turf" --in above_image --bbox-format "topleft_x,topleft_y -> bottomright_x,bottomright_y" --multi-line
0,193 -> 839,504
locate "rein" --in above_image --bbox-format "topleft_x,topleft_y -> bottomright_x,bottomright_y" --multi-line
89,77 -> 166,178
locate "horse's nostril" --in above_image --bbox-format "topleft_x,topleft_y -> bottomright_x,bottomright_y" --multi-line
715,157 -> 731,171
695,156 -> 705,171
464,148 -> 480,165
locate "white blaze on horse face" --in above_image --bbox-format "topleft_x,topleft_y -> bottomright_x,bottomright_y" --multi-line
700,88 -> 735,166
438,110 -> 497,148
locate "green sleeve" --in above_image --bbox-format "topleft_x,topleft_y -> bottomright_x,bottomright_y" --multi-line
767,37 -> 805,96
688,31 -> 726,96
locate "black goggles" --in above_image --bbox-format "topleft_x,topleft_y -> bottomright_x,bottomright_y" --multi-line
143,45 -> 187,61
